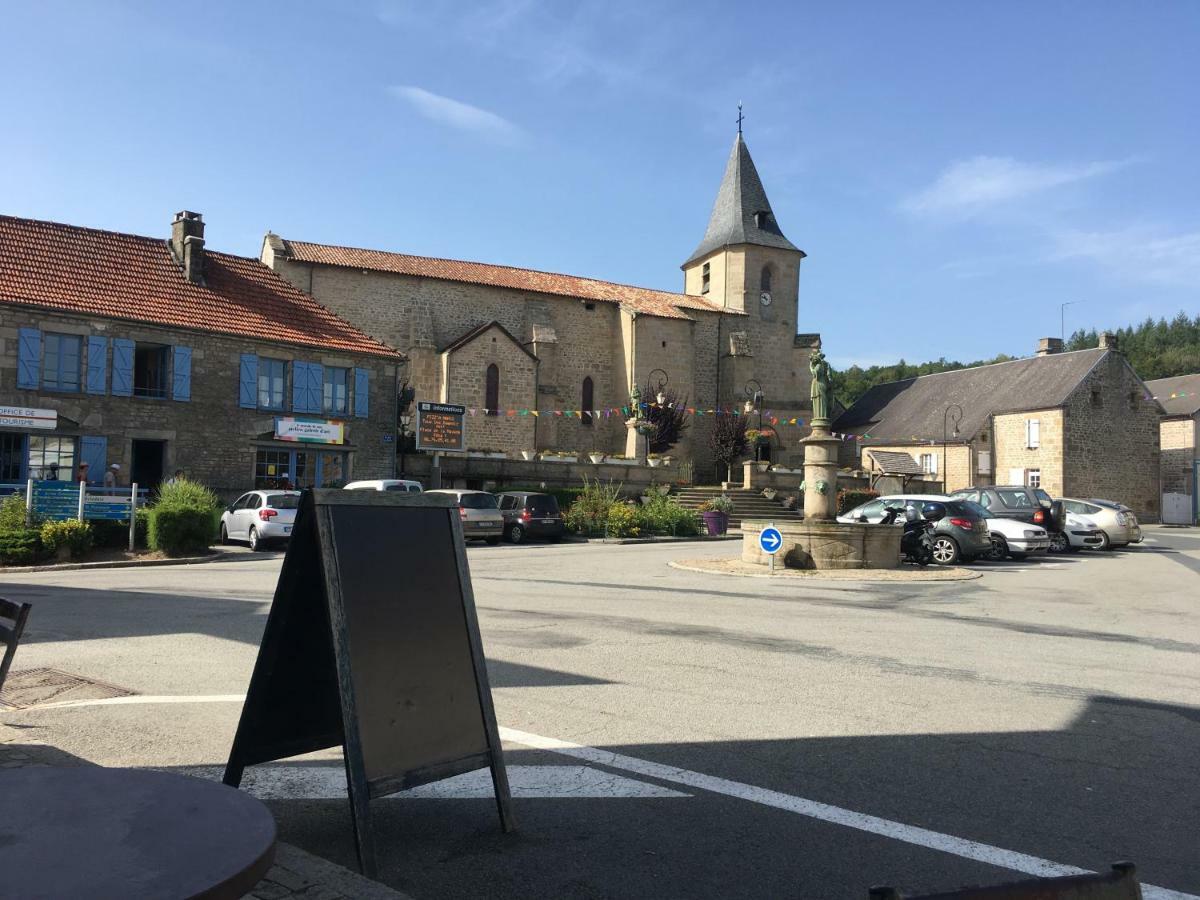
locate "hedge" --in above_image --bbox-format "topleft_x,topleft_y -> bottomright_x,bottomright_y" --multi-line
148,506 -> 218,556
837,488 -> 880,515
0,529 -> 43,566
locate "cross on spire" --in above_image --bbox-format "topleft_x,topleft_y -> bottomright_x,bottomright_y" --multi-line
736,102 -> 744,135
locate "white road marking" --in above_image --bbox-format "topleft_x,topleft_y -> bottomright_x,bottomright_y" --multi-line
181,764 -> 689,800
499,727 -> 1197,900
27,693 -> 246,710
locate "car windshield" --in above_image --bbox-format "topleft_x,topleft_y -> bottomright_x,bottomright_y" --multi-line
264,493 -> 299,509
959,500 -> 991,519
459,493 -> 498,509
384,483 -> 409,491
526,495 -> 560,516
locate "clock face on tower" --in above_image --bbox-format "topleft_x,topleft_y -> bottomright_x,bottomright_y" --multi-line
759,291 -> 772,306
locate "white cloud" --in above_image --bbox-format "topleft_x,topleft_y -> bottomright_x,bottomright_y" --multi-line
388,85 -> 524,144
902,156 -> 1125,217
1051,226 -> 1200,287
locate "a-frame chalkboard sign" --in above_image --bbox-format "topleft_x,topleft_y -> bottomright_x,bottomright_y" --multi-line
223,489 -> 514,876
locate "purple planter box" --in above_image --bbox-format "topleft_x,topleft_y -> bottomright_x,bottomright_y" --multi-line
701,510 -> 729,536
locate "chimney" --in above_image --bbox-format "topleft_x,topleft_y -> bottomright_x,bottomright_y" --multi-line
170,210 -> 205,284
1036,337 -> 1063,357
1098,331 -> 1119,351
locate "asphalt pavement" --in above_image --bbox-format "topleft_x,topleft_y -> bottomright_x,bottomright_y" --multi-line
1,528 -> 1198,899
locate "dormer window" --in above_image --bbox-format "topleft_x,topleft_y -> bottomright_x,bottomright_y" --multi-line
701,262 -> 710,294
754,210 -> 772,229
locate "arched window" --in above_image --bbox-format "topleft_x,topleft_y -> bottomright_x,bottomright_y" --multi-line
581,377 -> 594,425
485,364 -> 499,415
760,264 -> 772,292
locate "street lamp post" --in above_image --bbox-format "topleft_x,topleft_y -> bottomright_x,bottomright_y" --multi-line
744,379 -> 764,461
942,404 -> 963,493
1061,300 -> 1080,342
645,369 -> 669,408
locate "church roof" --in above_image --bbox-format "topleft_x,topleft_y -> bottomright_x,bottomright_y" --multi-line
684,133 -> 803,266
274,238 -> 741,322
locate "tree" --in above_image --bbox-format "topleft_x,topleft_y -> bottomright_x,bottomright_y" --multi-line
708,414 -> 748,481
647,390 -> 689,454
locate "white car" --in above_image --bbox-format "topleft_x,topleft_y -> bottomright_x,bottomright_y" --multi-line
344,479 -> 423,493
955,499 -> 1051,560
220,490 -> 301,551
1062,512 -> 1106,550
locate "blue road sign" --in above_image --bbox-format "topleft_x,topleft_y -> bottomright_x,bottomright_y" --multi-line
759,526 -> 783,555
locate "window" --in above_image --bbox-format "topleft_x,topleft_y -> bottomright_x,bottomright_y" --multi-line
760,265 -> 772,292
324,367 -> 349,415
1027,469 -> 1042,489
133,344 -> 169,399
1091,388 -> 1102,407
42,333 -> 82,391
1025,419 -> 1040,449
459,492 -> 498,509
0,434 -> 25,481
254,449 -> 291,488
919,452 -> 938,474
581,377 -> 594,425
258,359 -> 286,410
852,499 -> 887,521
701,262 -> 710,294
27,435 -> 75,481
485,364 -> 500,415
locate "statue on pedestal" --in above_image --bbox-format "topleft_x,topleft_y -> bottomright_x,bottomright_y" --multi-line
809,349 -> 832,425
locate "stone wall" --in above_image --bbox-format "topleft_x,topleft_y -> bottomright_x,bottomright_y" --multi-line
1160,416 -> 1197,495
992,408 -> 1065,496
0,307 -> 397,499
440,324 -> 536,454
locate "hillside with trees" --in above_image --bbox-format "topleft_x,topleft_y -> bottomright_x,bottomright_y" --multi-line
833,312 -> 1200,407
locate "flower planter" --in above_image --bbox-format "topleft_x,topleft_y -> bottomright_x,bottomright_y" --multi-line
661,457 -> 673,466
701,510 -> 729,536
519,450 -> 536,461
607,458 -> 637,466
756,462 -> 770,473
647,458 -> 661,468
588,453 -> 605,464
544,456 -> 577,463
486,452 -> 507,459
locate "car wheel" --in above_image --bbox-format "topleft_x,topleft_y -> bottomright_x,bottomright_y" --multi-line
508,524 -> 525,544
931,536 -> 960,565
1098,531 -> 1112,551
485,537 -> 501,546
1048,531 -> 1069,554
248,527 -> 261,552
988,535 -> 1009,562
219,522 -> 230,546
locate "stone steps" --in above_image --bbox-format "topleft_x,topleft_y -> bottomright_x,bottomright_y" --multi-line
673,487 -> 803,528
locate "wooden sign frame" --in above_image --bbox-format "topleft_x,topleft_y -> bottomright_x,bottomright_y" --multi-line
223,489 -> 514,877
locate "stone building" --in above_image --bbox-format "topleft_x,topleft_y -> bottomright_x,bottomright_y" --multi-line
1146,372 -> 1199,522
261,132 -> 821,477
833,336 -> 1163,519
0,212 -> 400,498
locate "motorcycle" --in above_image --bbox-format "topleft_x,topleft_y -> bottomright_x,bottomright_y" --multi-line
881,504 -> 936,566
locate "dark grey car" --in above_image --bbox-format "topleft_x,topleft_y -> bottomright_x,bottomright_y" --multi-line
496,492 -> 566,543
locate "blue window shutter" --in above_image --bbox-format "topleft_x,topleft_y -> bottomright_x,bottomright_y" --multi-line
309,364 -> 324,414
239,354 -> 258,408
17,328 -> 40,389
111,338 -> 134,397
86,336 -> 108,394
172,346 -> 192,401
354,367 -> 369,418
79,436 -> 107,485
292,361 -> 314,413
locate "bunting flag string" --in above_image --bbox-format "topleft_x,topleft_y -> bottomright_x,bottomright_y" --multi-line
450,402 -> 824,429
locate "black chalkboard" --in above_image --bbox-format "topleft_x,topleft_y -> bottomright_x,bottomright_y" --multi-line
223,489 -> 514,877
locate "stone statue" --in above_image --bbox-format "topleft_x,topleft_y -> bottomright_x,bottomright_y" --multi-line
809,349 -> 832,424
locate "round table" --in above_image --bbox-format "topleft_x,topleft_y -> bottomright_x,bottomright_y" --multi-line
0,766 -> 276,899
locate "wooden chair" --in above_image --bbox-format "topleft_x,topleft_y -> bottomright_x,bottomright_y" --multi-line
0,597 -> 33,695
869,862 -> 1142,900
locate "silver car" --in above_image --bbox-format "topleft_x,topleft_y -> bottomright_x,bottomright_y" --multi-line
1062,498 -> 1137,549
425,489 -> 504,544
220,490 -> 301,551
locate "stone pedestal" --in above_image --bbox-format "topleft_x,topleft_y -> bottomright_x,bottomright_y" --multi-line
625,418 -> 649,463
742,520 -> 900,570
801,421 -> 840,522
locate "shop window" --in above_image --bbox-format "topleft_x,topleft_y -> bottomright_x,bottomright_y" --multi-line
324,367 -> 349,415
0,434 -> 25,481
42,333 -> 82,392
28,435 -> 76,481
258,359 -> 286,410
485,364 -> 500,415
254,448 -> 292,489
134,344 -> 169,399
581,377 -> 594,426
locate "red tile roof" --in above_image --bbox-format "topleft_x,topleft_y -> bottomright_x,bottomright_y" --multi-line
0,215 -> 400,359
280,238 -> 742,321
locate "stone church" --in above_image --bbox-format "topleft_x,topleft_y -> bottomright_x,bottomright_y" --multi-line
261,132 -> 820,476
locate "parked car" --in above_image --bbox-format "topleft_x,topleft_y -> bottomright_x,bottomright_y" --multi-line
949,486 -> 1069,552
344,479 -> 423,493
495,492 -> 566,543
1062,512 -> 1106,551
220,490 -> 301,551
955,500 -> 1051,560
837,494 -> 993,564
1076,498 -> 1143,546
425,489 -> 503,544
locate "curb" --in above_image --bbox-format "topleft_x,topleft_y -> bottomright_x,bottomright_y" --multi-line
0,550 -> 245,575
667,559 -> 983,582
599,534 -> 742,545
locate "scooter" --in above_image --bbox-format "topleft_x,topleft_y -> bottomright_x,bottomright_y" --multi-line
881,504 -> 935,566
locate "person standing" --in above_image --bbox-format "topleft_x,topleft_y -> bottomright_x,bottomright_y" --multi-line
104,463 -> 120,488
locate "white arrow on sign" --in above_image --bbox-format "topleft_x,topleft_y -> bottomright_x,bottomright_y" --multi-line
759,528 -> 782,553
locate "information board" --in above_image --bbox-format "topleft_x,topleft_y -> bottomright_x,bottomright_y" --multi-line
415,401 -> 466,452
223,489 -> 513,877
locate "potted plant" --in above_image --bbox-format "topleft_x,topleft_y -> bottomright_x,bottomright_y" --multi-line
698,495 -> 735,536
647,454 -> 662,468
762,487 -> 778,501
589,451 -> 605,464
520,450 -> 536,461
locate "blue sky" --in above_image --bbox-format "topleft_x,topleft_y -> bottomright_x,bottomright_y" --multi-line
2,2 -> 1197,368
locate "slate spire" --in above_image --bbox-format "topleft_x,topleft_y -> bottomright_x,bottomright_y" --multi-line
685,133 -> 802,266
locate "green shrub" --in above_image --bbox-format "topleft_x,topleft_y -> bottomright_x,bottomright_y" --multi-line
0,494 -> 36,531
837,488 -> 879,515
635,493 -> 700,536
154,478 -> 220,511
0,528 -> 43,565
604,502 -> 640,537
148,505 -> 217,556
563,478 -> 624,535
90,513 -> 149,550
40,519 -> 93,559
